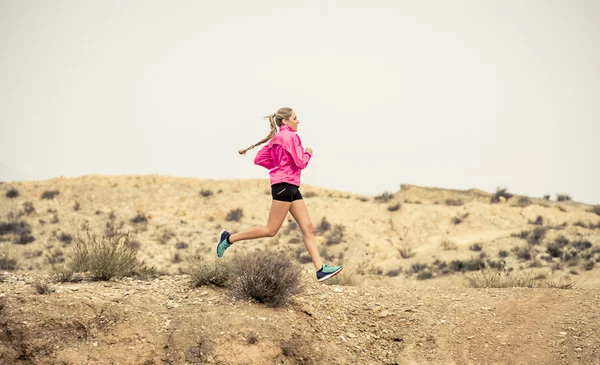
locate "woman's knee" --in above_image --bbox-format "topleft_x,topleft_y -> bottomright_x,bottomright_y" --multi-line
265,226 -> 279,237
302,223 -> 315,237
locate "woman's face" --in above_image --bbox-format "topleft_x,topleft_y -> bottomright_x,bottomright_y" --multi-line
284,111 -> 299,132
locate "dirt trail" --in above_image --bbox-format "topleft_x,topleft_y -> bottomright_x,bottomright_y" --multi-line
1,273 -> 599,365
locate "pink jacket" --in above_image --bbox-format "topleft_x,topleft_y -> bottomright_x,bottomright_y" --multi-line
254,125 -> 312,186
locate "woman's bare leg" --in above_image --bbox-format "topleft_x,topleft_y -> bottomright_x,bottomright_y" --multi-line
289,199 -> 323,271
229,200 -> 291,243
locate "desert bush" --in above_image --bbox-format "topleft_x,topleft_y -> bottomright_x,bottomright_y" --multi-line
445,199 -> 463,206
584,261 -> 594,271
73,201 -> 80,211
573,221 -> 588,228
449,258 -> 485,272
543,195 -> 551,200
464,269 -> 573,289
386,269 -> 401,277
498,250 -> 509,258
41,190 -> 59,200
315,217 -> 331,234
529,216 -> 544,225
555,235 -> 569,246
175,241 -> 188,249
303,191 -> 318,198
68,225 -> 144,280
246,332 -> 259,345
571,240 -> 592,251
512,246 -> 532,261
398,245 -> 415,258
131,213 -> 148,224
387,203 -> 401,212
515,196 -> 532,207
22,201 -> 35,215
325,224 -> 345,245
546,243 -> 563,258
491,188 -> 513,203
527,227 -> 548,245
0,243 -> 18,270
5,188 -> 19,198
225,208 -> 243,222
416,271 -> 433,280
200,189 -> 213,197
230,250 -> 303,307
556,194 -> 571,202
33,280 -> 52,295
49,265 -> 75,282
469,243 -> 483,251
374,191 -> 394,203
188,257 -> 232,288
440,240 -> 457,251
589,206 -> 600,216
357,196 -> 369,202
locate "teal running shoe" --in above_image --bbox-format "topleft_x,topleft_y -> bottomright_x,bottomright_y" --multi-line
216,230 -> 231,258
316,263 -> 343,282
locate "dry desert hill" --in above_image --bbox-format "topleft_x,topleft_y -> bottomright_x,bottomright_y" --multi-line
1,175 -> 599,364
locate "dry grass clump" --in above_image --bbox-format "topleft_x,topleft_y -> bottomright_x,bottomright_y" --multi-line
464,269 -> 574,289
230,250 -> 303,307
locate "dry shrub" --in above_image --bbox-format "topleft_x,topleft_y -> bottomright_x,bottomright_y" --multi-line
41,190 -> 59,200
491,187 -> 513,203
440,240 -> 457,250
187,257 -> 232,288
5,188 -> 19,198
374,191 -> 394,203
230,250 -> 303,307
33,279 -> 52,295
0,243 -> 18,270
225,208 -> 243,222
445,199 -> 463,206
68,224 -> 149,280
464,269 -> 574,289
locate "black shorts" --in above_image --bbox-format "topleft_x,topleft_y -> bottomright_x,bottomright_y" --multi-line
271,183 -> 303,202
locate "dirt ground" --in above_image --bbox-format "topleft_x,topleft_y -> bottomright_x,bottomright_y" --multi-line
1,175 -> 600,364
2,271 -> 600,365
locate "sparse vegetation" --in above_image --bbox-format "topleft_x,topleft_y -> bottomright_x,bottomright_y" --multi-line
303,191 -> 318,198
491,188 -> 513,203
449,258 -> 485,272
498,250 -> 509,258
590,206 -> 600,216
225,208 -> 243,222
131,213 -> 148,224
515,196 -> 531,207
512,246 -> 532,261
325,224 -> 345,245
73,201 -> 80,211
58,232 -> 73,244
469,243 -> 483,252
200,189 -> 213,197
374,191 -> 394,203
398,245 -> 415,258
556,194 -> 571,202
175,241 -> 188,249
315,217 -> 331,234
584,261 -> 594,271
33,279 -> 52,294
416,271 -> 433,280
445,199 -> 463,206
440,240 -> 457,251
529,216 -> 544,225
67,224 -> 149,281
188,257 -> 232,288
464,269 -> 574,289
230,250 -> 303,307
5,188 -> 19,198
22,201 -> 35,215
41,190 -> 60,200
0,243 -> 18,270
452,213 -> 469,225
246,332 -> 259,345
387,203 -> 401,212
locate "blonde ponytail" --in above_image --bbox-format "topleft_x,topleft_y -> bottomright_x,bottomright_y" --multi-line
238,107 -> 293,155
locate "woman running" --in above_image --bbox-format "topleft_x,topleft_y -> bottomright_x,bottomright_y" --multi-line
216,107 -> 343,282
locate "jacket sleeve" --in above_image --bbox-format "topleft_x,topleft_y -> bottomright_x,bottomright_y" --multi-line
254,144 -> 275,170
288,134 -> 312,169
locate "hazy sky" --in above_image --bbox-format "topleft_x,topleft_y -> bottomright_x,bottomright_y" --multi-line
1,0 -> 599,204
